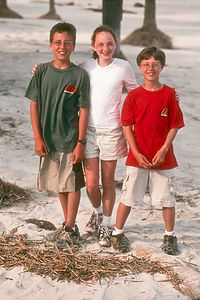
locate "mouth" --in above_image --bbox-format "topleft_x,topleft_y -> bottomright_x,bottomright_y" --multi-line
101,52 -> 111,56
58,51 -> 68,55
147,72 -> 155,76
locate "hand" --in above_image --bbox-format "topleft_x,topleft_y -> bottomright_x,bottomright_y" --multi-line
175,90 -> 180,102
72,143 -> 85,163
134,152 -> 152,169
32,63 -> 41,76
152,147 -> 167,166
34,137 -> 48,157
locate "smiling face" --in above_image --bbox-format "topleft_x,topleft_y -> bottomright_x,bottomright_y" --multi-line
50,31 -> 75,65
92,31 -> 117,65
139,56 -> 163,82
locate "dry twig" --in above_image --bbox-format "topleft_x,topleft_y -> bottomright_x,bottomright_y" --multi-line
0,179 -> 31,207
0,233 -> 186,296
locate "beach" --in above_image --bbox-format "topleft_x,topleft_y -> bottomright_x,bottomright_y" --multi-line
0,0 -> 200,299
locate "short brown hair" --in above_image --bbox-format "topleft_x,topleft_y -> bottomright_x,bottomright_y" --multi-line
137,47 -> 166,66
50,22 -> 76,44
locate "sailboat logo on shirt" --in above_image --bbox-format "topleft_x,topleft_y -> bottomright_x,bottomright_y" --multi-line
64,84 -> 78,94
160,108 -> 168,117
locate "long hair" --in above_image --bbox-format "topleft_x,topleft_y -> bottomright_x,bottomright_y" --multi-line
91,25 -> 117,59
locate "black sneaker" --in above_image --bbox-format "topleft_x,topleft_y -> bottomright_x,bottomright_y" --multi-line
57,224 -> 80,248
98,225 -> 112,247
111,233 -> 130,253
64,224 -> 80,245
160,235 -> 179,255
85,211 -> 103,234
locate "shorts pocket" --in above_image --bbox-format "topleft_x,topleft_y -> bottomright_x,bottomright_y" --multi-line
122,174 -> 130,192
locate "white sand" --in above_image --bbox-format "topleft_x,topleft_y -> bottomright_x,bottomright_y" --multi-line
0,0 -> 200,299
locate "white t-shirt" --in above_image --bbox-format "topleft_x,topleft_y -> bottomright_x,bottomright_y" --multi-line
82,58 -> 138,128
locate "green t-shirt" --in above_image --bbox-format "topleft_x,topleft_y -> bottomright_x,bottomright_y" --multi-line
25,62 -> 90,152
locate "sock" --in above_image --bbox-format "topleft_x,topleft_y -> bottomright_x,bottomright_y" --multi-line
112,226 -> 124,236
94,206 -> 103,215
102,215 -> 112,227
165,230 -> 175,236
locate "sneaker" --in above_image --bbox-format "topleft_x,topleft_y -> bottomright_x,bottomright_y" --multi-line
111,233 -> 130,253
160,235 -> 179,255
57,224 -> 80,248
98,225 -> 112,247
85,211 -> 103,234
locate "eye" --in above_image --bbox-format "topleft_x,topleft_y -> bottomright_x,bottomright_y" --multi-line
53,41 -> 61,46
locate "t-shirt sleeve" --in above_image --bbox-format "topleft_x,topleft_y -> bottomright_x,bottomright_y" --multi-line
123,61 -> 138,93
25,71 -> 39,102
77,69 -> 90,108
169,89 -> 185,129
121,93 -> 135,126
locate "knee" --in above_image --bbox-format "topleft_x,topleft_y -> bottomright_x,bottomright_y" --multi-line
86,184 -> 100,195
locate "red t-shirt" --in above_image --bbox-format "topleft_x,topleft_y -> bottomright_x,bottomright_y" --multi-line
121,85 -> 185,169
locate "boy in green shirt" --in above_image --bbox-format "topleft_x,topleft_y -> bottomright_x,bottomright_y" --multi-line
25,22 -> 90,246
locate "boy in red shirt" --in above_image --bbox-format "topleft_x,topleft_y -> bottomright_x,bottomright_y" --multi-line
111,47 -> 184,255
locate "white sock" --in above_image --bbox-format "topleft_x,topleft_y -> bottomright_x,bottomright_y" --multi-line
112,226 -> 124,236
94,206 -> 103,215
165,230 -> 175,236
102,215 -> 112,227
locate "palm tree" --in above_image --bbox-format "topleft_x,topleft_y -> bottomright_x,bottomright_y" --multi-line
39,0 -> 61,20
122,0 -> 173,49
0,0 -> 22,18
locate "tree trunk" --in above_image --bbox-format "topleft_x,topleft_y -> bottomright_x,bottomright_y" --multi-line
143,0 -> 157,30
102,0 -> 125,58
50,0 -> 55,14
0,0 -> 22,18
122,0 -> 173,49
39,0 -> 61,20
0,0 -> 8,8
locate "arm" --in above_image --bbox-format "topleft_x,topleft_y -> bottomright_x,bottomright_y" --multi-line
72,107 -> 89,163
152,128 -> 179,167
124,62 -> 138,93
124,125 -> 153,169
30,101 -> 48,157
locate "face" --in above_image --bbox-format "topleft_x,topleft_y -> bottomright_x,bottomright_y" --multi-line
92,31 -> 116,63
50,32 -> 75,63
139,56 -> 163,82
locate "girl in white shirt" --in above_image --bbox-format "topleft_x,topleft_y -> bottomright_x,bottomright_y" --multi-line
83,25 -> 138,247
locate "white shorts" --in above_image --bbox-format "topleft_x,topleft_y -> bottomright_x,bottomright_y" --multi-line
85,126 -> 128,160
120,166 -> 177,208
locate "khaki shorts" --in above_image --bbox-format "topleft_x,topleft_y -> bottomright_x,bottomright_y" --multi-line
120,166 -> 177,208
85,126 -> 128,160
37,152 -> 85,193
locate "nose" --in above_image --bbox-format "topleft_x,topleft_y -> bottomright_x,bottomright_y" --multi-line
148,64 -> 153,70
59,41 -> 66,48
103,44 -> 108,51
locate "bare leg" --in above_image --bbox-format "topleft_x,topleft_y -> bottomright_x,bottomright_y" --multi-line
84,157 -> 101,208
59,191 -> 80,227
101,160 -> 117,216
115,202 -> 131,230
162,206 -> 175,232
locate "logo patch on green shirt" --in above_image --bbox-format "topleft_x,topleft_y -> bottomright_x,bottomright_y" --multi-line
64,85 -> 78,94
